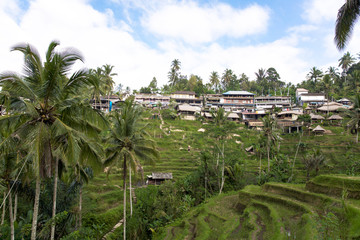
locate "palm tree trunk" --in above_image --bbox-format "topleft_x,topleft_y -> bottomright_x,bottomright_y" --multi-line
79,186 -> 82,229
31,176 -> 41,240
123,155 -> 127,240
219,143 -> 225,194
1,192 -> 5,225
13,193 -> 17,222
8,185 -> 14,240
129,164 -> 133,217
267,141 -> 270,172
259,151 -> 262,177
51,158 -> 59,240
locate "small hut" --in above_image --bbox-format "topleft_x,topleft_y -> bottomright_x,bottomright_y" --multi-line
146,172 -> 173,185
327,114 -> 343,126
312,125 -> 326,135
227,112 -> 240,122
310,114 -> 325,124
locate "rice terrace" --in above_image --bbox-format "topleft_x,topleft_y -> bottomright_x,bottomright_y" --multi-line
1,0 -> 360,240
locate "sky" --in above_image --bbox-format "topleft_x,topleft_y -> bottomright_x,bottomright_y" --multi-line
1,0 -> 360,91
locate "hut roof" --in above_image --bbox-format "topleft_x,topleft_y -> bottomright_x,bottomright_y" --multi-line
311,114 -> 325,120
177,104 -> 199,112
328,114 -> 343,120
227,112 -> 240,119
148,172 -> 173,180
202,112 -> 212,118
317,105 -> 346,112
248,121 -> 264,127
312,125 -> 326,132
277,111 -> 303,115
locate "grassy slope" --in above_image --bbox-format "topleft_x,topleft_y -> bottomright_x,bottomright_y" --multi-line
80,114 -> 360,237
158,176 -> 360,239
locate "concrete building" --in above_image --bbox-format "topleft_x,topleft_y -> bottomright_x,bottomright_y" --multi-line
171,91 -> 202,105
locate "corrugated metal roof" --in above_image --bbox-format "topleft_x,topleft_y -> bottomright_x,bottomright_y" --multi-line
223,91 -> 255,96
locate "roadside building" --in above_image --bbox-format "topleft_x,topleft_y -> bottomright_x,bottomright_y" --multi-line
135,94 -> 170,107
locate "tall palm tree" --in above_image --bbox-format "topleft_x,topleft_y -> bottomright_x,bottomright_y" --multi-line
0,41 -> 106,240
102,64 -> 117,111
338,51 -> 356,84
335,0 -> 360,50
168,59 -> 181,88
221,69 -> 235,91
346,94 -> 360,143
88,68 -> 105,111
209,71 -> 220,93
261,114 -> 280,172
105,99 -> 159,240
306,67 -> 323,83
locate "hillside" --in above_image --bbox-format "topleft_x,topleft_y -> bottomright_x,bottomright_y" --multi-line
155,175 -> 360,239
80,115 -> 360,239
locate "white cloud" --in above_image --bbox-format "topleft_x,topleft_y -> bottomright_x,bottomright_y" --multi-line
142,1 -> 270,44
303,0 -> 343,24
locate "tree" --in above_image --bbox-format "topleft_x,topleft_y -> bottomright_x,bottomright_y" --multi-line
168,59 -> 181,88
307,67 -> 323,83
302,149 -> 325,180
149,77 -> 158,93
335,0 -> 360,50
105,99 -> 159,240
221,69 -> 236,91
261,115 -> 280,172
338,51 -> 355,84
209,71 -> 220,93
102,64 -> 117,110
346,94 -> 360,143
0,41 -> 106,240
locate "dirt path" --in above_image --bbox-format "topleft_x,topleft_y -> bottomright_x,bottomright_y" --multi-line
157,109 -> 170,136
252,212 -> 265,240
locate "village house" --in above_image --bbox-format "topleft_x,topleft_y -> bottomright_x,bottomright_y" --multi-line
175,104 -> 201,120
146,172 -> 173,185
92,95 -> 122,112
337,98 -> 352,105
255,96 -> 291,110
171,91 -> 202,105
220,91 -> 255,107
317,102 -> 348,113
277,111 -> 303,121
134,94 -> 170,107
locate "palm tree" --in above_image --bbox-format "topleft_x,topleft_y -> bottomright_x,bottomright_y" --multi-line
209,71 -> 220,93
0,41 -> 106,240
307,67 -> 323,83
102,64 -> 117,111
88,68 -> 105,111
335,0 -> 360,50
338,51 -> 356,84
346,94 -> 360,143
168,59 -> 181,88
221,69 -> 235,90
261,114 -> 280,172
105,99 -> 159,240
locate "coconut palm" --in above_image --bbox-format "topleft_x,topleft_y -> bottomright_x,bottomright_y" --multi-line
335,0 -> 360,50
346,94 -> 360,143
168,59 -> 181,88
105,99 -> 159,240
262,114 -> 280,172
88,68 -> 105,110
221,69 -> 235,90
306,67 -> 323,84
338,51 -> 356,84
209,71 -> 220,93
0,41 -> 106,240
102,64 -> 117,111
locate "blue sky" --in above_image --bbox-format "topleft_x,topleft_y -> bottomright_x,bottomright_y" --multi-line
1,0 -> 359,90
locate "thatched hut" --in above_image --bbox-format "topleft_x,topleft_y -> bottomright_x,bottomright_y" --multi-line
146,172 -> 173,185
312,125 -> 326,135
327,114 -> 343,126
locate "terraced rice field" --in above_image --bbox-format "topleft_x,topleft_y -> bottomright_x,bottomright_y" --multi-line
156,175 -> 360,239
